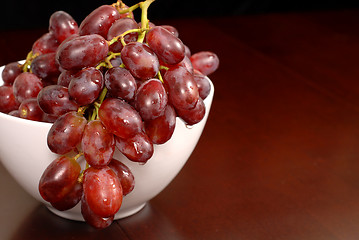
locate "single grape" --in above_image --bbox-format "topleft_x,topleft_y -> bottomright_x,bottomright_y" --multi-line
163,66 -> 199,110
13,72 -> 43,103
134,78 -> 168,121
0,86 -> 20,113
146,26 -> 185,65
193,69 -> 211,100
2,62 -> 22,86
81,194 -> 114,229
104,67 -> 137,101
68,67 -> 104,106
39,155 -> 81,203
145,104 -> 176,144
98,98 -> 144,139
81,120 -> 115,168
115,131 -> 154,163
42,113 -> 59,123
159,25 -> 179,37
83,166 -> 123,218
108,159 -> 135,196
56,34 -> 109,71
18,98 -> 45,121
32,32 -> 59,55
37,85 -> 78,116
190,51 -> 219,76
30,52 -> 61,80
51,181 -> 83,211
47,111 -> 87,155
107,18 -> 138,53
49,11 -> 79,43
176,97 -> 206,125
120,42 -> 159,80
57,70 -> 76,87
79,5 -> 120,38
184,44 -> 191,58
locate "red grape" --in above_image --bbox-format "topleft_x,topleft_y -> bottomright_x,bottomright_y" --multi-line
18,98 -> 45,121
81,120 -> 115,168
116,131 -> 154,163
163,66 -> 199,110
145,104 -> 176,144
57,70 -> 76,87
81,194 -> 114,229
104,67 -> 137,101
32,32 -> 59,55
121,42 -> 159,80
176,97 -> 206,125
193,69 -> 211,100
51,181 -> 83,211
107,18 -> 139,53
160,25 -> 179,37
134,78 -> 168,121
56,34 -> 109,71
39,155 -> 81,203
37,85 -> 78,116
146,26 -> 185,65
0,86 -> 20,113
99,98 -> 144,139
190,51 -> 219,76
68,67 -> 104,106
2,62 -> 22,86
47,111 -> 87,155
13,72 -> 43,103
79,5 -> 120,38
108,159 -> 135,196
83,166 -> 123,217
49,11 -> 79,43
30,52 -> 60,80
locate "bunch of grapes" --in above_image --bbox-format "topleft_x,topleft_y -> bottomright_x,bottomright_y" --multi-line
0,0 -> 219,229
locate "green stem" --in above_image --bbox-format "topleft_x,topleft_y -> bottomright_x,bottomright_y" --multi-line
137,0 -> 155,43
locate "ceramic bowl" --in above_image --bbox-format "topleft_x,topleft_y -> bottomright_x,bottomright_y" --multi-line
0,63 -> 214,221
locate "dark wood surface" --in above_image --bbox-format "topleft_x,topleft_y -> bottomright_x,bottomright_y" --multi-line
2,9 -> 359,239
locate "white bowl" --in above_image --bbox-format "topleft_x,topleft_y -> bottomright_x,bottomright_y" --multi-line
0,63 -> 214,221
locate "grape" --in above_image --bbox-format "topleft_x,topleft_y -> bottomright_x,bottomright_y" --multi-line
8,110 -> 20,117
145,104 -> 176,144
68,67 -> 104,106
108,159 -> 135,196
18,98 -> 45,121
2,62 -> 22,86
193,69 -> 211,100
146,26 -> 185,65
163,66 -> 199,110
56,34 -> 109,71
121,42 -> 159,80
116,131 -> 154,163
134,78 -> 168,121
39,155 -> 81,203
81,194 -> 114,229
104,67 -> 137,101
51,181 -> 83,211
83,166 -> 123,217
13,72 -> 43,103
37,85 -> 78,116
107,18 -> 139,53
160,25 -> 179,38
32,32 -> 59,55
81,120 -> 115,168
99,98 -> 144,139
42,113 -> 59,123
47,111 -> 87,155
176,55 -> 193,74
30,52 -> 60,80
184,44 -> 191,58
0,86 -> 20,113
109,55 -> 123,68
79,5 -> 120,38
49,11 -> 79,43
57,70 -> 76,87
190,51 -> 219,76
176,97 -> 206,125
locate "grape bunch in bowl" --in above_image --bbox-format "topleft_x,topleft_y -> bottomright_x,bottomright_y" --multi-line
0,0 -> 218,229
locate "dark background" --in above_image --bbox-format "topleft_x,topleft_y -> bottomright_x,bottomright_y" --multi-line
1,0 -> 359,30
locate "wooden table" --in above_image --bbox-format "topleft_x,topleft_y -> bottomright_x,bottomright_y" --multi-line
2,9 -> 359,239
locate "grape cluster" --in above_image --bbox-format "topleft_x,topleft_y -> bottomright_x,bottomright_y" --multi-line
0,0 -> 219,229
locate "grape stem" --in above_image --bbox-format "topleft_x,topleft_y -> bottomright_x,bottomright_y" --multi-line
22,51 -> 38,72
137,0 -> 155,43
